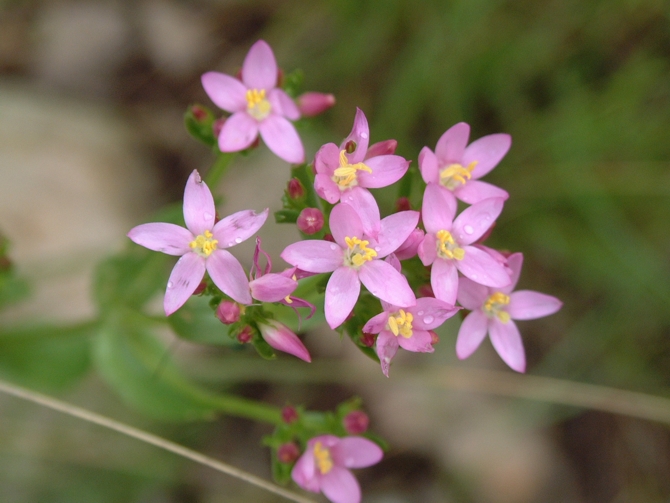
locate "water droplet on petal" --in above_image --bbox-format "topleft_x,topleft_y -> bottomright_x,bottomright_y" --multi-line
464,225 -> 474,235
423,315 -> 434,324
361,132 -> 368,139
234,237 -> 242,244
374,246 -> 381,252
204,212 -> 213,220
417,311 -> 424,316
471,274 -> 478,280
227,242 -> 234,247
167,281 -> 174,289
330,244 -> 338,250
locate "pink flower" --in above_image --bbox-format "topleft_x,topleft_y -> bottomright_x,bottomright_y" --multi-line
201,40 -> 304,164
292,435 -> 383,503
418,183 -> 510,305
257,320 -> 311,362
419,122 -> 510,205
456,253 -> 562,372
281,202 -> 418,329
127,170 -> 268,315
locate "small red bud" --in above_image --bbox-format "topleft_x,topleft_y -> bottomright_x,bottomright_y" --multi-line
281,405 -> 299,424
395,197 -> 411,212
429,330 -> 440,345
417,284 -> 435,298
213,117 -> 226,138
216,301 -> 242,324
323,233 -> 335,243
277,442 -> 300,464
297,208 -> 324,235
287,178 -> 305,199
343,410 -> 369,434
237,325 -> 253,344
191,105 -> 208,122
192,281 -> 207,296
360,332 -> 376,347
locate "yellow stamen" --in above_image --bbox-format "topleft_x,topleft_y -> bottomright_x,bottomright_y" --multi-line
435,230 -> 465,261
484,292 -> 511,323
387,309 -> 414,338
189,230 -> 218,258
439,161 -> 478,190
344,236 -> 377,268
246,89 -> 272,121
313,442 -> 333,474
332,150 -> 373,190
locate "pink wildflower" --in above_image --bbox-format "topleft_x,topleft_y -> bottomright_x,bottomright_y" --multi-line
281,202 -> 418,329
456,253 -> 562,372
419,122 -> 510,205
292,435 -> 383,503
127,170 -> 267,315
418,183 -> 510,305
201,40 -> 304,164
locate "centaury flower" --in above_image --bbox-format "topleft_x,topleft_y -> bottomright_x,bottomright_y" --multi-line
291,435 -> 383,503
456,253 -> 562,372
127,170 -> 268,315
201,40 -> 304,164
419,122 -> 510,205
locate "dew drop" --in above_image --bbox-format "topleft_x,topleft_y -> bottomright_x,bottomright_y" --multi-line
167,281 -> 174,289
417,310 -> 424,316
361,132 -> 368,139
227,242 -> 234,247
330,244 -> 338,250
471,274 -> 478,280
423,315 -> 434,324
374,246 -> 381,252
204,212 -> 213,220
234,237 -> 242,244
464,225 -> 474,235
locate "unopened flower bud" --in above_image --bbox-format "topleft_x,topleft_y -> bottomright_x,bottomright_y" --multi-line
343,410 -> 369,434
365,139 -> 397,159
360,332 -> 376,347
216,301 -> 241,324
297,208 -> 324,235
213,117 -> 226,138
395,196 -> 411,212
277,442 -> 300,464
287,178 -> 305,199
296,92 -> 336,117
429,330 -> 439,345
237,325 -> 253,344
192,281 -> 207,296
395,228 -> 424,260
282,405 -> 299,423
323,233 -> 335,243
191,105 -> 208,122
258,320 -> 311,362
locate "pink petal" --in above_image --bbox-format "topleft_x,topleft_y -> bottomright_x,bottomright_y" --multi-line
462,133 -> 511,179
430,258 -> 459,305
218,111 -> 259,152
508,291 -> 562,320
183,170 -> 216,236
357,155 -> 410,189
457,246 -> 511,288
489,319 -> 526,372
268,88 -> 300,121
241,40 -> 277,90
213,208 -> 269,247
164,253 -> 206,315
259,115 -> 304,164
421,183 -> 456,235
332,437 -> 384,468
374,210 -> 420,257
452,197 -> 505,245
394,228 -> 424,261
291,449 -> 319,493
410,297 -> 459,330
281,240 -> 343,273
325,267 -> 360,329
340,187 -> 381,240
417,233 -> 437,266
363,311 -> 389,335
398,329 -> 434,353
359,260 -> 415,308
376,330 -> 398,377
365,139 -> 397,159
127,222 -> 192,256
258,320 -> 311,362
501,252 -> 523,293
296,92 -> 336,117
320,466 -> 361,503
314,142 -> 341,176
341,108 -> 370,164
206,249 -> 252,304
250,274 -> 297,302
455,310 -> 489,359
201,72 -> 247,112
454,180 -> 509,205
330,202 -> 365,247
456,277 -> 490,310
314,174 -> 342,204
435,122 -> 470,164
418,146 -> 439,184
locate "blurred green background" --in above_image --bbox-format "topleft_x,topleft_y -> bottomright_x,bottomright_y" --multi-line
1,0 -> 670,502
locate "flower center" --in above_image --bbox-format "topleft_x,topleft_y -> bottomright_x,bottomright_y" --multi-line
483,292 -> 511,323
189,230 -> 218,258
387,309 -> 413,338
343,236 -> 377,268
439,161 -> 478,190
246,89 -> 272,121
435,230 -> 465,260
313,442 -> 333,475
332,150 -> 373,190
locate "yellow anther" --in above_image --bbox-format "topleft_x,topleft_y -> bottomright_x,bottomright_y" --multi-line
246,88 -> 271,121
344,236 -> 377,268
189,230 -> 218,258
388,309 -> 414,338
439,161 -> 478,190
484,292 -> 511,323
332,150 -> 373,190
313,442 -> 333,474
435,230 -> 465,261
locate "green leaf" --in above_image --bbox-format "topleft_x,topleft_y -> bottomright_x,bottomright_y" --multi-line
0,269 -> 30,309
274,209 -> 299,224
168,295 -> 236,346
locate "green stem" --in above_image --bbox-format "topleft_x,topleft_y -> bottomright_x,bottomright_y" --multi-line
205,152 -> 236,189
201,390 -> 283,425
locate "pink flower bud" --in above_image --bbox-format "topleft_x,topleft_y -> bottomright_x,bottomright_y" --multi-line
296,92 -> 336,117
282,405 -> 299,423
365,139 -> 398,159
191,105 -> 208,122
192,281 -> 207,296
343,410 -> 369,435
323,233 -> 335,242
216,301 -> 241,324
360,332 -> 376,347
395,196 -> 411,212
258,320 -> 311,362
278,442 -> 300,464
394,228 -> 424,260
429,330 -> 439,345
237,325 -> 253,344
297,208 -> 324,235
287,178 -> 305,199
213,117 -> 226,138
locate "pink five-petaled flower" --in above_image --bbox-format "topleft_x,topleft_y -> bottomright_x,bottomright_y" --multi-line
418,183 -> 510,305
127,170 -> 268,315
456,252 -> 562,372
291,435 -> 383,503
281,202 -> 418,329
201,40 -> 304,164
419,122 -> 511,205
